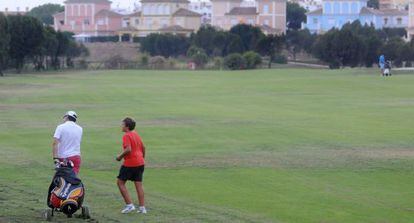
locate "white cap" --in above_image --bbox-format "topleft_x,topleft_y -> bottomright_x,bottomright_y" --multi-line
64,111 -> 78,120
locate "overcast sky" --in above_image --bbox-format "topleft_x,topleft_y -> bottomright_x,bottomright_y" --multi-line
0,0 -> 139,11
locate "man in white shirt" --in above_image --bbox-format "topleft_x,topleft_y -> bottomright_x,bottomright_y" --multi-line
52,111 -> 83,174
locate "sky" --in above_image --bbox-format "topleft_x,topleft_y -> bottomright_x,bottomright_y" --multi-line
0,0 -> 139,11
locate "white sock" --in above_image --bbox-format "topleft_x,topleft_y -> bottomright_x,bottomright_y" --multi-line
139,206 -> 146,210
127,204 -> 134,207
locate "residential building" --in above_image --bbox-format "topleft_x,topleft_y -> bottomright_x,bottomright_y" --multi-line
211,0 -> 286,34
304,0 -> 408,34
119,0 -> 202,38
54,0 -> 202,39
189,0 -> 212,24
53,0 -> 124,36
380,0 -> 409,10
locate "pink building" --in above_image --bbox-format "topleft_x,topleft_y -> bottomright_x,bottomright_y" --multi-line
53,0 -> 123,36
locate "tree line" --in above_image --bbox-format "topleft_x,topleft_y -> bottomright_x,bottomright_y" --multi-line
140,21 -> 412,70
0,13 -> 88,75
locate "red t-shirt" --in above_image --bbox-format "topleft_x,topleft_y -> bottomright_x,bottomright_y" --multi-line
122,131 -> 145,167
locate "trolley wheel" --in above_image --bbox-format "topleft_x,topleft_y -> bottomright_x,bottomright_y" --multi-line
43,209 -> 53,221
81,206 -> 91,219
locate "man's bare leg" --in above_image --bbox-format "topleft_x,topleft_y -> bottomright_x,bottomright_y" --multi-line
117,179 -> 132,204
134,181 -> 146,213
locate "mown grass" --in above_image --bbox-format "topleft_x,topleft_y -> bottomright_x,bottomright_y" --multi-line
0,68 -> 414,222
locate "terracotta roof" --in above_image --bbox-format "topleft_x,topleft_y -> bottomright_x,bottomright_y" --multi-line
158,25 -> 193,32
95,9 -> 123,17
225,7 -> 257,15
306,8 -> 322,15
65,0 -> 111,3
173,8 -> 201,17
141,0 -> 189,3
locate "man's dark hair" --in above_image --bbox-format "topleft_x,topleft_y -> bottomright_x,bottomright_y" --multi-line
67,116 -> 76,122
123,117 -> 136,131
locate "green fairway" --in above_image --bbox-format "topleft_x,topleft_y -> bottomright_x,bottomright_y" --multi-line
1,69 -> 414,222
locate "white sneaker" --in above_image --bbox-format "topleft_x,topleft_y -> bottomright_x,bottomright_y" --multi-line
121,204 -> 136,214
137,206 -> 147,214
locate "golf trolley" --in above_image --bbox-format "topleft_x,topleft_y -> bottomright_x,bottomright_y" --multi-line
43,159 -> 90,221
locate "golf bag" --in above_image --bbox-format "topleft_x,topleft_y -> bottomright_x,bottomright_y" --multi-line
46,160 -> 84,217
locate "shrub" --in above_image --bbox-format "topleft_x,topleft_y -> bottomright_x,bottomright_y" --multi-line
149,56 -> 166,69
213,57 -> 224,69
273,54 -> 288,64
243,51 -> 262,69
104,55 -> 127,69
224,53 -> 246,70
140,55 -> 149,67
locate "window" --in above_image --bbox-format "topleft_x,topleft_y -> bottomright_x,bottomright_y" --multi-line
135,19 -> 140,25
313,18 -> 318,24
324,3 -> 331,14
397,17 -> 402,25
145,18 -> 153,28
84,19 -> 89,25
97,19 -> 104,25
351,3 -> 358,13
60,20 -> 64,25
263,5 -> 269,14
264,19 -> 269,25
74,5 -> 79,16
384,18 -> 388,25
247,19 -> 254,24
231,19 -> 237,25
342,2 -> 349,14
333,2 -> 340,14
122,18 -> 130,27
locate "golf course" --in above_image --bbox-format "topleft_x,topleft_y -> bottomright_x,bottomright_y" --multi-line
1,68 -> 414,222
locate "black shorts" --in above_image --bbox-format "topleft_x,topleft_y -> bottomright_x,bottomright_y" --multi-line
117,165 -> 145,182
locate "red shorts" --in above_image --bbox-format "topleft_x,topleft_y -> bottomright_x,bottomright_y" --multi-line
59,155 -> 81,174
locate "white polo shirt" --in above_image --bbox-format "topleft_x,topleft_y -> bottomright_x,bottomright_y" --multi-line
53,121 -> 83,158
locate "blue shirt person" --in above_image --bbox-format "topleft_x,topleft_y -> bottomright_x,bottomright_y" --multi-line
379,54 -> 385,75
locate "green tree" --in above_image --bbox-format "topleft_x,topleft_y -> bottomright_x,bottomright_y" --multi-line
0,13 -> 10,76
257,34 -> 285,68
224,53 -> 246,70
230,24 -> 264,52
26,4 -> 64,25
287,2 -> 307,30
243,51 -> 262,69
8,15 -> 45,72
367,0 -> 379,9
187,46 -> 208,68
141,33 -> 190,57
192,25 -> 220,56
286,29 -> 315,60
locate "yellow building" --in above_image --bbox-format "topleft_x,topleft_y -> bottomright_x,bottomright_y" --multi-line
211,0 -> 286,34
118,0 -> 202,39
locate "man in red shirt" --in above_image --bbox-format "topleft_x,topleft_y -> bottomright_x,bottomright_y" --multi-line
116,117 -> 147,214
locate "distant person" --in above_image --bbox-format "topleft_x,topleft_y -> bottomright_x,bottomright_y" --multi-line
52,111 -> 83,174
384,60 -> 392,76
379,54 -> 385,76
116,117 -> 147,214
